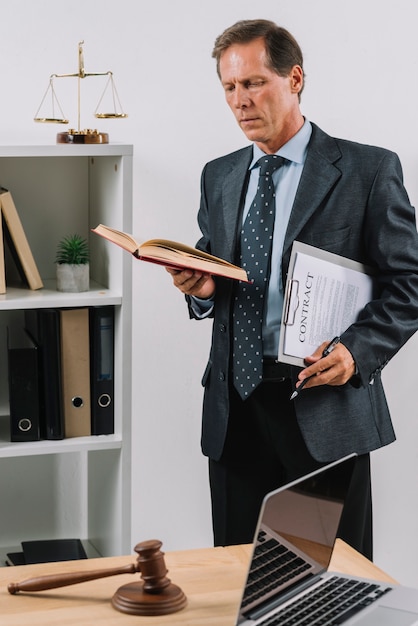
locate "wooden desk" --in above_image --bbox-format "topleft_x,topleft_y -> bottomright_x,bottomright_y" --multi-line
0,540 -> 396,626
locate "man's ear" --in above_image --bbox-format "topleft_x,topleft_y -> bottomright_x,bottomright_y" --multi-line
290,65 -> 304,95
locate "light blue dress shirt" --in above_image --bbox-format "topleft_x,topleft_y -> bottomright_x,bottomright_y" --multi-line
193,119 -> 312,358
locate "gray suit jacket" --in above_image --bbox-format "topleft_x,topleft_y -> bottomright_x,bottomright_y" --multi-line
188,123 -> 418,462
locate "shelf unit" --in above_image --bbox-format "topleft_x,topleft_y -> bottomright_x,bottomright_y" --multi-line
0,144 -> 133,565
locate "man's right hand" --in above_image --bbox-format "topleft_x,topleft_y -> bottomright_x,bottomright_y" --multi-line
165,267 -> 216,299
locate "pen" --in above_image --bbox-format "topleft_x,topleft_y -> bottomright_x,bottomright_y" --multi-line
290,336 -> 341,400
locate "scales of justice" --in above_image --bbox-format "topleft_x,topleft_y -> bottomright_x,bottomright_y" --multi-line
34,41 -> 127,144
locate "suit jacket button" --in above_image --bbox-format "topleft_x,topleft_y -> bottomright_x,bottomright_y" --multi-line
219,324 -> 226,332
218,372 -> 226,381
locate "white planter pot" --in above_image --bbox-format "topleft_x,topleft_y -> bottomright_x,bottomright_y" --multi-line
56,263 -> 90,292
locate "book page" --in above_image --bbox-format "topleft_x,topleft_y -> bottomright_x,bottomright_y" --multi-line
279,242 -> 375,366
141,240 -> 236,267
92,225 -> 139,253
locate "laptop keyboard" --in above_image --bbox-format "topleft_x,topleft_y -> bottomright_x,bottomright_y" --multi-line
242,530 -> 313,608
256,574 -> 392,625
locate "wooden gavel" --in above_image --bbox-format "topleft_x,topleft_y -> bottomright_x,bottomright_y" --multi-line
8,539 -> 187,616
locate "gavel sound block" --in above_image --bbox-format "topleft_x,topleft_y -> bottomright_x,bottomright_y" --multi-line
8,539 -> 187,616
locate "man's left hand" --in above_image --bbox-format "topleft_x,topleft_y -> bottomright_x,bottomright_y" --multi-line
296,341 -> 356,390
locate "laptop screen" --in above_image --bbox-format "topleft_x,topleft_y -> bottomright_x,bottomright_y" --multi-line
237,455 -> 356,623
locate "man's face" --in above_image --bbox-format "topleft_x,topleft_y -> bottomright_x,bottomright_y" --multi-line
219,38 -> 303,153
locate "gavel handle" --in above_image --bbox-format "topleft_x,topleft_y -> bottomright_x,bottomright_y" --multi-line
8,562 -> 138,594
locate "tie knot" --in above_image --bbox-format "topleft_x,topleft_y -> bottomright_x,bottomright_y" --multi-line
256,155 -> 286,177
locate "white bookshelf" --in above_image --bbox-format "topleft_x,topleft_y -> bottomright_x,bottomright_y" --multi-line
0,144 -> 133,564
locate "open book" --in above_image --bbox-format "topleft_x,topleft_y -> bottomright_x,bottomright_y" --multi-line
92,224 -> 249,282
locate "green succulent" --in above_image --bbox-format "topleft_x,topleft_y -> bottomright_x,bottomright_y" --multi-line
56,234 -> 89,265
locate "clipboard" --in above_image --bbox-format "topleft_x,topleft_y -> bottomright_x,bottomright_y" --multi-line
278,241 -> 375,367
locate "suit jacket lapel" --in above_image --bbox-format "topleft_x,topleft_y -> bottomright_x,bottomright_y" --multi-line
283,127 -> 342,262
219,147 -> 252,261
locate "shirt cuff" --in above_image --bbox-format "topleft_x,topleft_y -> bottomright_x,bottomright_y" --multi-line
190,295 -> 214,319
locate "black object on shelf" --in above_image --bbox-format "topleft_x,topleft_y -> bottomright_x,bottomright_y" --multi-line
6,538 -> 88,566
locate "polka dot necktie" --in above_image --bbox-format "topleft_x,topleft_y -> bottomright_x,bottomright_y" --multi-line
232,155 -> 287,400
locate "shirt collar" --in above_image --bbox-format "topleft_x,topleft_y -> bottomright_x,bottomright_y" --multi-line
250,118 -> 312,168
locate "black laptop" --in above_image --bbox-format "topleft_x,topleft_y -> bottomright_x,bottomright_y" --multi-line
236,454 -> 418,626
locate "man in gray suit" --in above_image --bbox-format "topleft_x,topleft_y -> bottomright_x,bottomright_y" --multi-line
167,19 -> 418,559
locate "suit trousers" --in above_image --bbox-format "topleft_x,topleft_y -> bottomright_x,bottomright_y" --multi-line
208,378 -> 373,560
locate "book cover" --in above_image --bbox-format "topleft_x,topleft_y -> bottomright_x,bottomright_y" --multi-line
25,309 -> 65,440
7,326 -> 41,442
90,306 -> 115,435
0,187 -> 43,290
60,308 -> 91,438
0,211 -> 5,294
92,223 -> 249,282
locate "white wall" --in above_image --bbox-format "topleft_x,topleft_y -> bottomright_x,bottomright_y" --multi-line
1,0 -> 418,586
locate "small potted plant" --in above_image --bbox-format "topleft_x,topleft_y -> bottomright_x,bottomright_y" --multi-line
56,233 -> 90,292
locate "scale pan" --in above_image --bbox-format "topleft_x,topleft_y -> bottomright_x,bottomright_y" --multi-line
95,113 -> 128,119
34,117 -> 70,124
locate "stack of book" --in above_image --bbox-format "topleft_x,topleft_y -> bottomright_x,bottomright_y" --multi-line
0,187 -> 43,293
8,306 -> 115,442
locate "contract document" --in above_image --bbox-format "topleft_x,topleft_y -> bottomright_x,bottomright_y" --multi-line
278,242 -> 375,367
